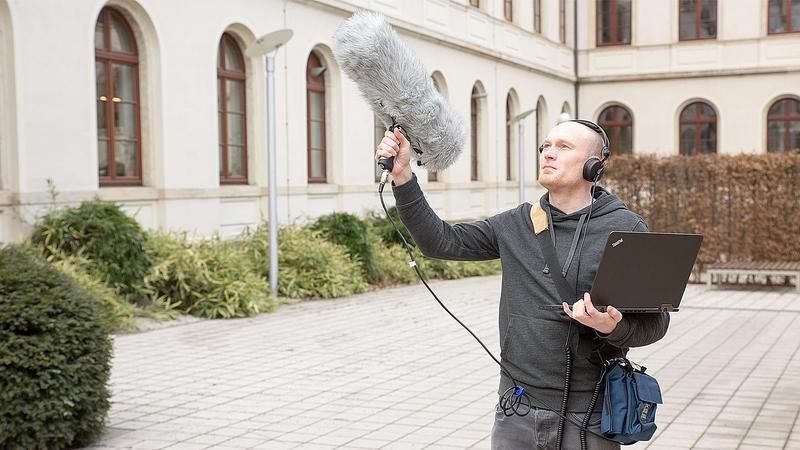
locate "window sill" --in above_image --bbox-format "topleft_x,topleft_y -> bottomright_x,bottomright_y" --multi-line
218,184 -> 263,198
96,186 -> 159,202
595,42 -> 632,48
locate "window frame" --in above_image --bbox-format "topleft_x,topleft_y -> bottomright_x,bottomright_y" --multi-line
559,0 -> 567,44
596,0 -> 632,47
504,0 -> 513,22
597,105 -> 634,155
374,115 -> 384,182
679,102 -> 718,155
533,0 -> 542,33
95,7 -> 143,187
306,52 -> 327,184
427,76 -> 443,182
766,98 -> 800,153
471,87 -> 479,182
217,33 -> 248,185
506,95 -> 513,181
678,0 -> 717,41
768,0 -> 800,34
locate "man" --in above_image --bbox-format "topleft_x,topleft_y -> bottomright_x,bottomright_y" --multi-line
375,120 -> 669,449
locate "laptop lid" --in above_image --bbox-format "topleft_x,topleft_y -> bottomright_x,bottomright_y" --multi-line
589,232 -> 703,313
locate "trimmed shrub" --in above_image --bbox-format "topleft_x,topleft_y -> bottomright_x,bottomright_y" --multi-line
0,246 -> 112,449
422,257 -> 502,279
39,247 -> 139,333
370,233 -> 418,286
276,226 -> 369,299
143,231 -> 274,319
604,154 -> 800,272
310,213 -> 378,282
14,242 -> 139,334
368,206 -> 415,248
31,200 -> 150,298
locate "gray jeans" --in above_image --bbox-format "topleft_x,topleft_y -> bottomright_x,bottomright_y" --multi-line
490,404 -> 621,450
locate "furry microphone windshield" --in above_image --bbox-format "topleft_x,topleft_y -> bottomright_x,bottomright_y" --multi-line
332,10 -> 465,172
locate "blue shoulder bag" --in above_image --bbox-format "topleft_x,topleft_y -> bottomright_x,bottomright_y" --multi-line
600,357 -> 663,445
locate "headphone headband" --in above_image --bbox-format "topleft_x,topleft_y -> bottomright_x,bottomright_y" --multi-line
568,119 -> 611,159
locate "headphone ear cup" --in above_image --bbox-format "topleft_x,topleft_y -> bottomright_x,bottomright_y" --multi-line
583,158 -> 603,182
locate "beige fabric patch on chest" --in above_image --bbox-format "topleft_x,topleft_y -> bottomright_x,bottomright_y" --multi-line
530,203 -> 549,236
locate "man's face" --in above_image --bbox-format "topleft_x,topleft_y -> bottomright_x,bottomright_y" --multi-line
538,122 -> 597,190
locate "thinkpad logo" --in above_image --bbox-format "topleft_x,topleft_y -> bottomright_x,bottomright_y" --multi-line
612,238 -> 623,248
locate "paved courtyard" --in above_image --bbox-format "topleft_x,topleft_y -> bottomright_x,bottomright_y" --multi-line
85,275 -> 800,450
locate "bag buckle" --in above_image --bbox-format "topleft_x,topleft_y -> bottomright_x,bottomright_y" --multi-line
602,357 -> 647,373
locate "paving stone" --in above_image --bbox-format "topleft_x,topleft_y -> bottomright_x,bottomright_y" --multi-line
77,281 -> 799,449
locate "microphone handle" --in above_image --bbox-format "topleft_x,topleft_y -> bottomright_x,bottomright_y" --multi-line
377,156 -> 395,173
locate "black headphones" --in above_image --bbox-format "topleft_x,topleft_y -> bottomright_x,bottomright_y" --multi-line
538,119 -> 612,182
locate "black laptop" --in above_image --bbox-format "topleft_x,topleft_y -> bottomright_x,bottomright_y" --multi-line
541,232 -> 703,313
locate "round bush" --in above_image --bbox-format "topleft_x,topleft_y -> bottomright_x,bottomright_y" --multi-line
368,207 -> 415,249
310,213 -> 378,282
32,200 -> 150,298
0,246 -> 112,449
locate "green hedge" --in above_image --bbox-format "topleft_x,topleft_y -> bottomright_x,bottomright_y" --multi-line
24,202 -> 502,324
143,231 -> 274,319
367,206 -> 415,248
275,226 -> 370,298
310,212 -> 378,282
0,246 -> 112,449
31,200 -> 150,299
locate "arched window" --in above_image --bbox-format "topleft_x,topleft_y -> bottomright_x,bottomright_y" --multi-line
471,85 -> 480,181
95,7 -> 141,185
536,96 -> 547,178
597,0 -> 632,46
767,98 -> 800,153
506,94 -> 513,181
217,33 -> 247,184
306,52 -> 326,183
428,75 -> 444,182
679,0 -> 717,41
679,102 -> 717,155
374,115 -> 384,182
598,105 -> 633,154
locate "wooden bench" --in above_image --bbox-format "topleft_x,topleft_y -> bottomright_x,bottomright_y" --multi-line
706,261 -> 800,291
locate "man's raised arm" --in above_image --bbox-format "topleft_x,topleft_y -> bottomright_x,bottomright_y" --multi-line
377,129 -> 500,261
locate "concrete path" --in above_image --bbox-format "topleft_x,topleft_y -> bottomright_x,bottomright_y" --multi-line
84,276 -> 800,449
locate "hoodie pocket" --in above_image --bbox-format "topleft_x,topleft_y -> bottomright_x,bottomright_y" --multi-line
500,313 -> 569,390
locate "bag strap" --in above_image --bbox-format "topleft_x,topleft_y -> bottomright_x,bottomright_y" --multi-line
530,203 -> 575,304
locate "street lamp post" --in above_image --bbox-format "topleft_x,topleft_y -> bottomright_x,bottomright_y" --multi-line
508,108 -> 536,205
246,29 -> 293,299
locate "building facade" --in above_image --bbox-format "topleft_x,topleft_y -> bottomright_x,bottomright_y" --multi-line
0,0 -> 797,243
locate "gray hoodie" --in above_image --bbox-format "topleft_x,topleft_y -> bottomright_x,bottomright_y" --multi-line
392,174 -> 669,413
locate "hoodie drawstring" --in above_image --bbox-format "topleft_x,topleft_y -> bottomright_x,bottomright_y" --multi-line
543,205 -> 588,280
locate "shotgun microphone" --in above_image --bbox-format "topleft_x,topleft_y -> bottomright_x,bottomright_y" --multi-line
332,10 -> 466,181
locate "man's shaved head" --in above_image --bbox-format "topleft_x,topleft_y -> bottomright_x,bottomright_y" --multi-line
553,121 -> 604,158
538,121 -> 608,192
